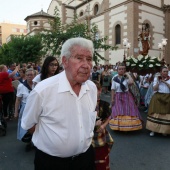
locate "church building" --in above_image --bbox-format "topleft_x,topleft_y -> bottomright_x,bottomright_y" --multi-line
46,0 -> 170,65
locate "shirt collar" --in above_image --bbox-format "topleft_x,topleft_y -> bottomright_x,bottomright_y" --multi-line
58,71 -> 90,95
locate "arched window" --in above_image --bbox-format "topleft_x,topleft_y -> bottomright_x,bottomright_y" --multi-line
115,24 -> 121,45
80,11 -> 83,17
145,23 -> 150,30
34,21 -> 38,25
94,4 -> 99,15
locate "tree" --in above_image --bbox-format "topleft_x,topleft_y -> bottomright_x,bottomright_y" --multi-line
0,34 -> 44,65
41,7 -> 117,64
0,43 -> 13,65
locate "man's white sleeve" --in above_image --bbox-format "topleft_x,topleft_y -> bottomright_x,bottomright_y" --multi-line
21,89 -> 42,130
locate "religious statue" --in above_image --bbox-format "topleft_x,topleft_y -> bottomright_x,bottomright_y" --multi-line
138,23 -> 151,56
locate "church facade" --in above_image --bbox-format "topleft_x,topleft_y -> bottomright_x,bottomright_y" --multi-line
47,0 -> 170,65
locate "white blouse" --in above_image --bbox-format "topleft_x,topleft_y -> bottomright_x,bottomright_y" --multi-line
16,84 -> 32,103
153,77 -> 170,94
111,77 -> 129,92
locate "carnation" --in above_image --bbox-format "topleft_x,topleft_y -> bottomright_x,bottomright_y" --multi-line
142,60 -> 146,63
151,56 -> 157,59
132,58 -> 138,63
149,64 -> 153,67
137,55 -> 143,61
126,62 -> 130,66
145,55 -> 149,59
149,60 -> 155,62
126,56 -> 131,60
139,65 -> 143,67
158,57 -> 162,61
156,63 -> 161,66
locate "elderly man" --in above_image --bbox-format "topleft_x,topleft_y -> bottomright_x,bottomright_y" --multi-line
21,37 -> 97,170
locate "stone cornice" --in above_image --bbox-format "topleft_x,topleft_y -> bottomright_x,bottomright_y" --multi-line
162,5 -> 170,12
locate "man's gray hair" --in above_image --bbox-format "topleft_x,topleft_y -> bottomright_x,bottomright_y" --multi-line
60,37 -> 94,60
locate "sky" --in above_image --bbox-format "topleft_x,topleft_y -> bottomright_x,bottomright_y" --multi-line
0,0 -> 52,25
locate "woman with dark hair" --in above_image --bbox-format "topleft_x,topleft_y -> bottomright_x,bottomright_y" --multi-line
146,66 -> 170,136
92,66 -> 100,82
101,65 -> 111,94
18,68 -> 26,83
33,56 -> 59,85
109,63 -> 142,131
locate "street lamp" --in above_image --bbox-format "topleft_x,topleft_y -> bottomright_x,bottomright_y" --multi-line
158,43 -> 163,60
162,38 -> 168,59
162,38 -> 168,46
126,43 -> 131,57
123,38 -> 128,60
158,38 -> 168,60
158,43 -> 163,49
123,38 -> 128,46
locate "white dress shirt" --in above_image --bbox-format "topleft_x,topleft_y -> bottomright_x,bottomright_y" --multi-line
21,71 -> 97,157
32,74 -> 41,84
153,77 -> 170,94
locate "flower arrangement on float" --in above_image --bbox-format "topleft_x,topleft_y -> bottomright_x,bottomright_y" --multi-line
125,55 -> 165,75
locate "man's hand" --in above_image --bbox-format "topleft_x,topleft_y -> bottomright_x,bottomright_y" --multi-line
28,125 -> 36,134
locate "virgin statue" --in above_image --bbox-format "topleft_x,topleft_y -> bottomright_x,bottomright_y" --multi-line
138,23 -> 151,56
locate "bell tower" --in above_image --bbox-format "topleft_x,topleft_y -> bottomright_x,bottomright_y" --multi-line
25,9 -> 55,35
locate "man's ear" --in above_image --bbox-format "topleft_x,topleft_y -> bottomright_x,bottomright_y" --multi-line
62,56 -> 68,68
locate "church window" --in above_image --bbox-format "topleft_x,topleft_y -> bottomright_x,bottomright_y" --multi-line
145,23 -> 150,29
34,21 -> 38,25
94,4 -> 99,15
115,24 -> 121,45
12,28 -> 17,32
80,11 -> 83,17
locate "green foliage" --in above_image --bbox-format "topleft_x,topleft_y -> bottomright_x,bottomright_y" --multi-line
41,7 -> 117,64
0,43 -> 14,65
0,35 -> 44,65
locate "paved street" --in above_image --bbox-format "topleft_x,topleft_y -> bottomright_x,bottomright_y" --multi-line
0,92 -> 170,170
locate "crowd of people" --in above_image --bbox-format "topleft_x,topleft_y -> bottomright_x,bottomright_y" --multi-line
91,62 -> 170,138
0,37 -> 170,170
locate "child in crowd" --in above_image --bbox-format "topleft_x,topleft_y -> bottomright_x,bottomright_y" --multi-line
92,80 -> 114,170
140,74 -> 150,106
